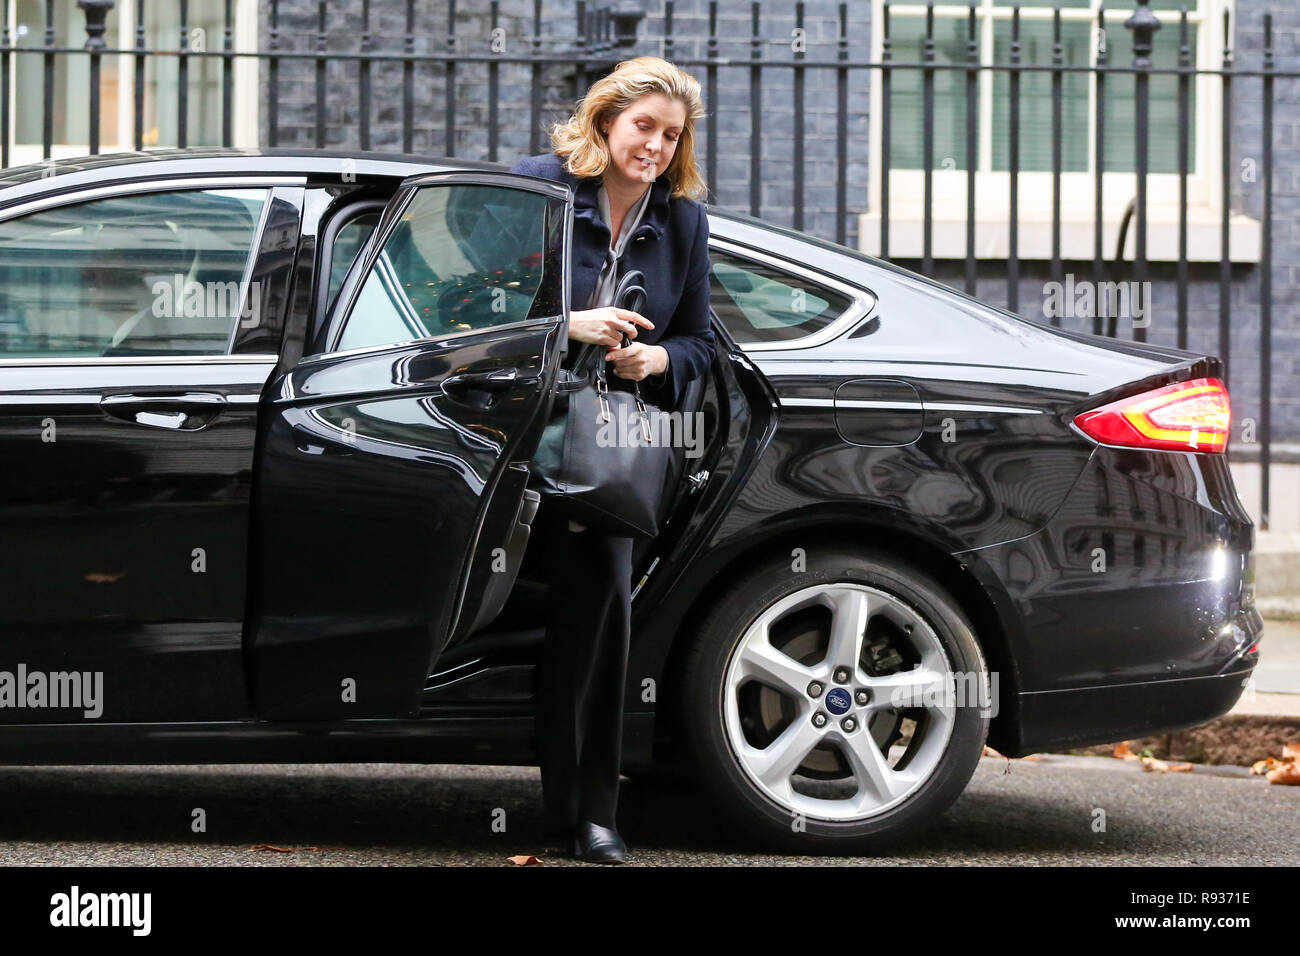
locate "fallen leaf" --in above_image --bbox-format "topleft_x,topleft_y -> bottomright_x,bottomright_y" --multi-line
1266,762 -> 1300,786
1018,754 -> 1043,761
1251,757 -> 1280,775
508,854 -> 543,865
1138,756 -> 1194,773
1114,740 -> 1140,761
1282,741 -> 1300,761
982,745 -> 1003,758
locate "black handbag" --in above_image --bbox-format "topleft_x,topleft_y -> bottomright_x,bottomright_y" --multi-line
530,270 -> 676,538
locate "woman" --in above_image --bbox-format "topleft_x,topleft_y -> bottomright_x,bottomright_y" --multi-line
509,56 -> 715,863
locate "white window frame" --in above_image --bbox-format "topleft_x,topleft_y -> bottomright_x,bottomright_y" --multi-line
863,0 -> 1261,262
4,0 -> 259,166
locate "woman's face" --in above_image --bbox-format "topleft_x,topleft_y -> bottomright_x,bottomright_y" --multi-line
601,94 -> 687,187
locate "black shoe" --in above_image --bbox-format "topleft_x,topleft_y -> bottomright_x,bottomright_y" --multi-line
572,820 -> 628,863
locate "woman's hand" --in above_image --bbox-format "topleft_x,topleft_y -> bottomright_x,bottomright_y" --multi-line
606,342 -> 668,382
568,307 -> 654,348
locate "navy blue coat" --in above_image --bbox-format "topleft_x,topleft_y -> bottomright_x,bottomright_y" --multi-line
508,152 -> 716,411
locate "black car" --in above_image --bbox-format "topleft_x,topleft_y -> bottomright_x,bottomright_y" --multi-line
0,148 -> 1260,853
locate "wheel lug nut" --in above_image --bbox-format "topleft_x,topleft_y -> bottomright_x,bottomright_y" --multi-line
833,667 -> 850,684
812,712 -> 827,727
807,681 -> 824,698
841,716 -> 857,732
855,690 -> 870,706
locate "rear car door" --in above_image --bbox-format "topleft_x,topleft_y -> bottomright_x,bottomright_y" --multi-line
0,179 -> 299,723
248,170 -> 572,720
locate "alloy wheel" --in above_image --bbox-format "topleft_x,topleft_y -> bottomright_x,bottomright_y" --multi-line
721,582 -> 959,822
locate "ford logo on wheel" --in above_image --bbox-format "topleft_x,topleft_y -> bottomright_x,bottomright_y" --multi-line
826,687 -> 852,715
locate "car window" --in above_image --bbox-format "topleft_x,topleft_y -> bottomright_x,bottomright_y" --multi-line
708,248 -> 853,345
334,183 -> 561,352
0,188 -> 269,358
325,210 -> 381,318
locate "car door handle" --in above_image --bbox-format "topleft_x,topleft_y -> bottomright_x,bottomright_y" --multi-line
442,367 -> 536,392
99,392 -> 228,430
290,423 -> 355,457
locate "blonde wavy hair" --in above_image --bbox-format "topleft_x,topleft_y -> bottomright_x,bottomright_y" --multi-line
546,56 -> 708,202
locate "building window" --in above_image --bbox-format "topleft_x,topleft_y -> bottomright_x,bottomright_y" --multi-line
864,0 -> 1259,262
7,0 -> 259,164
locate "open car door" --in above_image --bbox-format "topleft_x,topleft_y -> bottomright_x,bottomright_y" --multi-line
248,170 -> 572,720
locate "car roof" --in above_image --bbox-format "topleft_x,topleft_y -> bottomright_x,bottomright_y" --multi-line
0,145 -> 748,221
0,146 -> 484,186
0,146 -> 749,223
0,145 -> 890,295
0,147 -> 500,213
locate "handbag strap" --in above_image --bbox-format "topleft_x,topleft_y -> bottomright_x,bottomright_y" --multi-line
610,268 -> 648,402
582,269 -> 653,437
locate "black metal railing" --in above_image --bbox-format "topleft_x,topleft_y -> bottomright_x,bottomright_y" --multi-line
876,2 -> 1288,529
0,0 -> 1293,529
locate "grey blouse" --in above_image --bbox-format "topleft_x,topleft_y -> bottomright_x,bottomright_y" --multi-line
586,179 -> 653,310
583,180 -> 666,388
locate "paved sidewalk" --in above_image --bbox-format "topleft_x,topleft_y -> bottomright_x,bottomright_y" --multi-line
1231,617 -> 1300,716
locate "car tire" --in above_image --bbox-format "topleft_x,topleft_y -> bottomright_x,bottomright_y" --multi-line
678,546 -> 990,854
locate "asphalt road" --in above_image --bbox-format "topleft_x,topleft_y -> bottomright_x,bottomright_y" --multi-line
0,753 -> 1294,866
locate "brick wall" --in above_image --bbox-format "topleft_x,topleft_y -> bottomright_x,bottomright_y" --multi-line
257,0 -> 579,157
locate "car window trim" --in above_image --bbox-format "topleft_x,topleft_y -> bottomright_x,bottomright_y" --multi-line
708,236 -> 877,352
0,175 -> 307,225
224,188 -> 277,355
296,315 -> 565,366
0,353 -> 280,367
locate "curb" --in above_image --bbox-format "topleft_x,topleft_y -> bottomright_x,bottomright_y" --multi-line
1259,597 -> 1300,621
1010,752 -> 1260,779
1231,690 -> 1300,718
1059,713 -> 1300,769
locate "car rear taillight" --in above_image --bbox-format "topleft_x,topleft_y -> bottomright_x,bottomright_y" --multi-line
1074,377 -> 1230,453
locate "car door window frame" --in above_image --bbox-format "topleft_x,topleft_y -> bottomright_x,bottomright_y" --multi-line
0,175 -> 304,365
310,197 -> 388,352
311,170 -> 573,362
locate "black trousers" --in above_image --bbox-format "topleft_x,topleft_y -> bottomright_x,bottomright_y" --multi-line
533,496 -> 635,831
